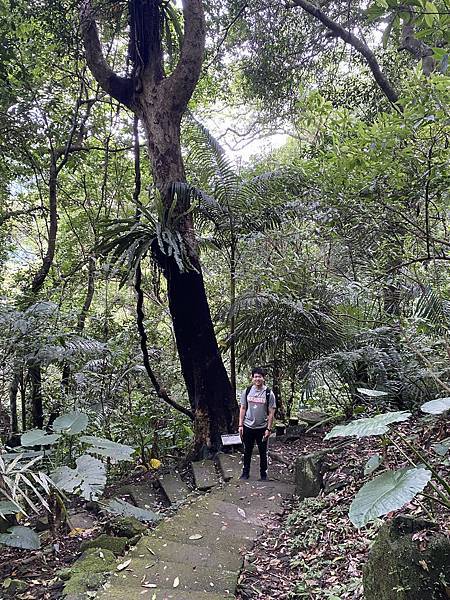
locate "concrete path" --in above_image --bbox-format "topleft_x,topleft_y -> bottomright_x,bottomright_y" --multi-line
96,452 -> 294,600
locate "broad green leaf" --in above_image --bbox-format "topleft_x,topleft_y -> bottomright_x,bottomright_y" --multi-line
52,411 -> 89,434
424,2 -> 437,27
431,438 -> 450,456
80,436 -> 134,462
103,498 -> 160,522
52,455 -> 106,500
364,454 -> 383,476
0,526 -> 40,549
0,501 -> 21,517
357,388 -> 388,397
349,468 -> 432,528
420,397 -> 450,415
324,411 -> 411,439
21,429 -> 61,447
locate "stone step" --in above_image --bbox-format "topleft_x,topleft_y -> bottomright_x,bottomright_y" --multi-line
157,472 -> 191,505
140,537 -> 242,572
216,453 -> 240,481
117,482 -> 161,510
191,459 -> 220,491
102,559 -> 237,595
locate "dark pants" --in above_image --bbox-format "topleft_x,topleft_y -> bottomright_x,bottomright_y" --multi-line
242,426 -> 268,476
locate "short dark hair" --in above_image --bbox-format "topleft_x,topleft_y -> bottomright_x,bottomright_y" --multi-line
251,367 -> 266,377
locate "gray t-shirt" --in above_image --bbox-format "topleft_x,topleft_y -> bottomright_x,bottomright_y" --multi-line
240,385 -> 276,429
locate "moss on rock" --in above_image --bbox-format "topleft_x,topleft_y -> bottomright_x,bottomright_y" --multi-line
62,548 -> 116,599
363,515 -> 450,600
80,533 -> 128,555
108,516 -> 147,539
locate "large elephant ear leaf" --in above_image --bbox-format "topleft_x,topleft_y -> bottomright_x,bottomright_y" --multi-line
324,411 -> 411,440
349,468 -> 432,528
80,436 -> 135,462
0,526 -> 40,549
52,411 -> 89,434
21,429 -> 61,446
52,455 -> 106,500
421,397 -> 450,415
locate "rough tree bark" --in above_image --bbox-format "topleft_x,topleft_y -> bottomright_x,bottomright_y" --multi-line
80,0 -> 237,454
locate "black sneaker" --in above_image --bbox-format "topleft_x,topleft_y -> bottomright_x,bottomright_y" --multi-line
259,473 -> 267,481
239,472 -> 249,480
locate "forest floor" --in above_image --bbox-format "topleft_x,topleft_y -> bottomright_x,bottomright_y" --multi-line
1,418 -> 449,600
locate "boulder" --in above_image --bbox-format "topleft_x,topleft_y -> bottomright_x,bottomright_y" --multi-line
62,548 -> 116,599
294,453 -> 323,499
108,516 -> 147,538
297,410 -> 328,425
363,515 -> 450,600
80,533 -> 128,555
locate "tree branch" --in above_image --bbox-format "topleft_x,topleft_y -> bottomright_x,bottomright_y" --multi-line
166,0 -> 206,112
80,0 -> 134,108
289,0 -> 399,104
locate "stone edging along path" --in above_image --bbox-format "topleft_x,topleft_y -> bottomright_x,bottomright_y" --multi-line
95,453 -> 294,600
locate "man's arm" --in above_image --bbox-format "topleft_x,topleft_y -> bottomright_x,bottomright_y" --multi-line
265,407 -> 276,438
238,405 -> 246,439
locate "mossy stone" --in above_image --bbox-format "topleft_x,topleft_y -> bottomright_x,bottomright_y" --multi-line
2,578 -> 28,596
80,533 -> 128,555
363,515 -> 450,600
109,516 -> 147,538
62,548 -> 116,598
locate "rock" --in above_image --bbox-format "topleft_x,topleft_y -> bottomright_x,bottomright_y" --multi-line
57,567 -> 73,581
363,515 -> 450,600
297,410 -> 328,425
35,516 -> 50,532
62,548 -> 116,599
80,533 -> 128,556
2,578 -> 28,596
294,453 -> 323,499
285,424 -> 307,440
67,510 -> 96,530
108,516 -> 147,539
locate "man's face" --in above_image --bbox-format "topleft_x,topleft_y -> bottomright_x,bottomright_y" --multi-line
252,373 -> 265,387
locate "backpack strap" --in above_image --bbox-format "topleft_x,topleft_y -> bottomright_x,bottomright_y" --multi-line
265,387 -> 271,415
244,386 -> 252,411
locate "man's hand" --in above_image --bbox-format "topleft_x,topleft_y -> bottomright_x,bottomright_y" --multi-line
238,425 -> 244,440
264,428 -> 271,439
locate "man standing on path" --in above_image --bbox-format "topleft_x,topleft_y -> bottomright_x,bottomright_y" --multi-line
238,367 -> 276,481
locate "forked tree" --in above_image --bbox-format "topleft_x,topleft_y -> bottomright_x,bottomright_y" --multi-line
80,0 -> 236,455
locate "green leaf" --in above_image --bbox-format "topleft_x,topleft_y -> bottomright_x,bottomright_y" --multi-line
21,429 -> 61,447
51,455 -> 106,500
103,498 -> 160,522
364,454 -> 383,476
357,388 -> 388,397
431,440 -> 450,457
0,526 -> 40,549
80,436 -> 135,462
0,501 -> 21,517
52,411 -> 89,434
349,468 -> 432,528
382,16 -> 395,49
420,397 -> 450,415
324,411 -> 411,439
424,2 -> 437,27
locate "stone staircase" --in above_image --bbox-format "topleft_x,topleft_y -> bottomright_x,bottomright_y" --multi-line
94,452 -> 294,599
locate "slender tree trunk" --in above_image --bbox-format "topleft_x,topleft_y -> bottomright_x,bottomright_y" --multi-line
30,364 -> 44,428
9,374 -> 19,434
20,370 -> 27,431
229,242 -> 237,399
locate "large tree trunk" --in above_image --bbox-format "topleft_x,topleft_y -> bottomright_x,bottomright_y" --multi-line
139,110 -> 236,452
